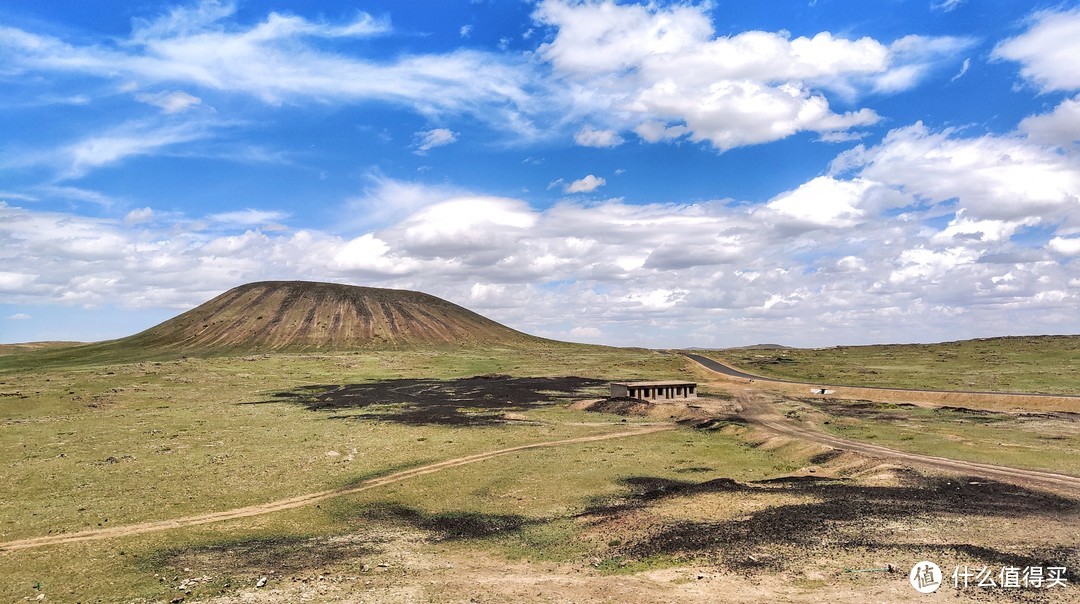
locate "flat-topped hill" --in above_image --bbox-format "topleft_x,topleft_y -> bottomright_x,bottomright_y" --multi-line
0,281 -> 544,368
126,281 -> 537,352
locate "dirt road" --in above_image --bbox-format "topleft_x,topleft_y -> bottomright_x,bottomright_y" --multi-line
685,355 -> 1080,496
738,394 -> 1080,493
683,352 -> 1080,399
0,425 -> 673,553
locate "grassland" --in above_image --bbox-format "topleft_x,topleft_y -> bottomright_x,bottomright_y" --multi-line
709,335 -> 1080,395
777,396 -> 1080,475
3,341 -> 1079,602
0,343 -> 795,601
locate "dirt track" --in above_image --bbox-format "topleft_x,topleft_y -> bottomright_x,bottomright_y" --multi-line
0,425 -> 673,553
685,356 -> 1080,496
737,393 -> 1080,493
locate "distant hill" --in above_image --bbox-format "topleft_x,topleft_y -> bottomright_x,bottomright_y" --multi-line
0,341 -> 83,355
0,281 -> 543,368
710,335 -> 1080,395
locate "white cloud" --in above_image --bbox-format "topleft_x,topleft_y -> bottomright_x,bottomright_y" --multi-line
460,25 -> 473,38
33,185 -> 119,208
3,165 -> 1080,348
414,128 -> 458,153
760,176 -> 874,229
0,3 -> 533,134
532,0 -> 966,150
932,0 -> 966,12
1020,95 -> 1080,146
634,120 -> 689,143
568,326 -> 602,340
873,35 -> 974,94
209,209 -> 290,226
994,8 -> 1080,92
831,122 -> 1080,221
124,207 -> 155,225
1049,236 -> 1080,255
1,0 -> 973,153
49,120 -> 216,178
7,313 -> 32,320
574,126 -> 624,148
565,174 -> 606,193
950,57 -> 971,82
135,90 -> 202,114
343,175 -> 464,230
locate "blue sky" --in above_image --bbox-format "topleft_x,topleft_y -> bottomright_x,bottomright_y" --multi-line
2,0 -> 1080,348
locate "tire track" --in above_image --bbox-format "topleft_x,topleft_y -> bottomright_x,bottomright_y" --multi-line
0,425 -> 673,553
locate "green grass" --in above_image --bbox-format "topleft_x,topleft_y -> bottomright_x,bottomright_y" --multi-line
708,335 -> 1080,394
0,343 -> 760,601
799,399 -> 1080,474
5,340 -> 1077,601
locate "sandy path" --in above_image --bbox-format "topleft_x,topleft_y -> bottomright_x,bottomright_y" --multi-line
0,425 -> 673,553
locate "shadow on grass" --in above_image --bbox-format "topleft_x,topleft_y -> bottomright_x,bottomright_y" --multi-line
584,474 -> 1079,576
246,375 -> 608,426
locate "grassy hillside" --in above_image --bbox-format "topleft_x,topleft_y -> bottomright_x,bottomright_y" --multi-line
0,281 -> 550,371
708,335 -> 1080,395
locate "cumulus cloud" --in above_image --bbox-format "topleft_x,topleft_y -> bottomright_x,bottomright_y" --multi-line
414,128 -> 458,153
124,207 -> 155,225
4,153 -> 1080,347
532,0 -> 967,150
1020,96 -> 1080,146
831,122 -> 1080,221
565,174 -> 606,193
574,126 -> 624,148
1049,236 -> 1080,255
759,176 -> 876,230
994,8 -> 1080,92
1,0 -> 972,153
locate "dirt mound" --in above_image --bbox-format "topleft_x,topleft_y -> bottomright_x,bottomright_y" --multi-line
573,396 -> 730,425
117,281 -> 540,353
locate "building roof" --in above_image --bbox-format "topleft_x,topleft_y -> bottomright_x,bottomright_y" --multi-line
610,381 -> 696,387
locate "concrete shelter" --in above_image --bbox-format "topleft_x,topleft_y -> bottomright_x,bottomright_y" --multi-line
610,381 -> 697,401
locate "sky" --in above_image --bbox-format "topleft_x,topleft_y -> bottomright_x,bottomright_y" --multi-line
2,0 -> 1080,348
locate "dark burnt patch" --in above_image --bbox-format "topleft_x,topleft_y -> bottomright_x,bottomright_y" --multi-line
602,473 -> 1078,575
691,415 -> 750,430
808,448 -> 845,465
801,398 -> 1018,425
148,534 -> 374,577
580,475 -> 747,516
357,503 -> 533,540
248,375 -> 607,426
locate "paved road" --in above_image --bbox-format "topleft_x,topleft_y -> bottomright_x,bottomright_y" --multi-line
683,352 -> 1080,399
687,355 -> 1080,496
